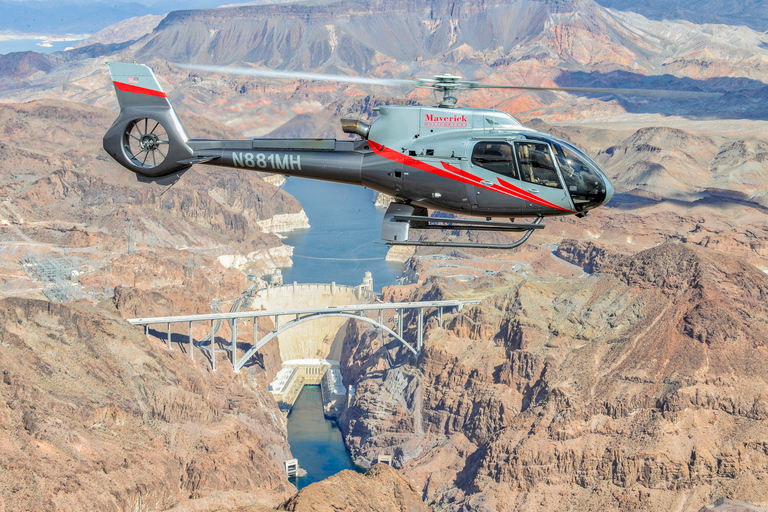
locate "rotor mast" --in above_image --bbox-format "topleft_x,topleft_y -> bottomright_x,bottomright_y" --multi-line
415,74 -> 463,108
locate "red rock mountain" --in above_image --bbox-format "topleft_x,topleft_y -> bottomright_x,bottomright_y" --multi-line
0,297 -> 293,511
337,242 -> 768,511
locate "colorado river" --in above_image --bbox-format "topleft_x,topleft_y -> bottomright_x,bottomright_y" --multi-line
280,179 -> 394,487
279,179 -> 402,291
286,386 -> 363,489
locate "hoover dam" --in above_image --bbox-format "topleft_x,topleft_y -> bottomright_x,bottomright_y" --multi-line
252,272 -> 376,416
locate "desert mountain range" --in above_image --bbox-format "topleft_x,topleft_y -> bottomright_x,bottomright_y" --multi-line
1,0 -> 768,510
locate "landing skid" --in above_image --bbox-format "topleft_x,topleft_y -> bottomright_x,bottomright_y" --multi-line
381,204 -> 544,249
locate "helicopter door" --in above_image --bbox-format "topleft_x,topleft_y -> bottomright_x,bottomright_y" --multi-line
469,141 -> 525,215
511,141 -> 572,214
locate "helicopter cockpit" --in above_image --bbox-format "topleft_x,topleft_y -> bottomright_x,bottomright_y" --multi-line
471,137 -> 611,212
550,140 -> 611,212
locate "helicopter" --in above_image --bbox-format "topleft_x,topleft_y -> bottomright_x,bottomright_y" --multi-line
102,62 -> 713,249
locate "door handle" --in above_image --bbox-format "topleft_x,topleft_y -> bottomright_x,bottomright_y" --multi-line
526,188 -> 540,193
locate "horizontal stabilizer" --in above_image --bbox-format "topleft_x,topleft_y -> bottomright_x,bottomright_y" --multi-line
178,155 -> 220,165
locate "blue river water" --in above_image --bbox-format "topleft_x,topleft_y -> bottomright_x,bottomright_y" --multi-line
286,386 -> 364,489
278,179 -> 398,487
278,178 -> 403,291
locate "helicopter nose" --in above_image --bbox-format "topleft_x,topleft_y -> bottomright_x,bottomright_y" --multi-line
602,176 -> 614,206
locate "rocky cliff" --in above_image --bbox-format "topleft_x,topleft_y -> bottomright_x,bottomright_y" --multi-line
276,464 -> 429,512
593,0 -> 768,31
337,243 -> 768,511
4,0 -> 768,134
0,297 -> 294,511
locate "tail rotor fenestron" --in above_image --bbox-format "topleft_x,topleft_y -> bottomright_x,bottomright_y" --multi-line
123,117 -> 170,169
103,62 -> 193,182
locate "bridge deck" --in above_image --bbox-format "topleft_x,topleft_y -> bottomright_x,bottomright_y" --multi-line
126,299 -> 479,325
127,299 -> 481,372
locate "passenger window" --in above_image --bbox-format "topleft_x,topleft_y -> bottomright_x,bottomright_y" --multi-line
471,142 -> 518,180
514,141 -> 562,189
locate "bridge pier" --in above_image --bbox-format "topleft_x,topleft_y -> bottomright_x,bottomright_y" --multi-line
417,308 -> 423,354
210,319 -> 216,371
230,320 -> 237,369
189,321 -> 193,361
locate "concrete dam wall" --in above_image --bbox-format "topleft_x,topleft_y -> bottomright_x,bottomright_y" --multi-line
248,273 -> 376,412
247,275 -> 375,362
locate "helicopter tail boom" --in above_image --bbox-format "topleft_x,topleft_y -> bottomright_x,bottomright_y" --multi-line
103,62 -> 194,182
103,63 -> 367,186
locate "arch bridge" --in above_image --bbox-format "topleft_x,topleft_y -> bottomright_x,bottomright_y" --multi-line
127,299 -> 479,372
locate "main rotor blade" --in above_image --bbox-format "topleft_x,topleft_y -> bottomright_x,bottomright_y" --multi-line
178,63 -> 720,99
177,63 -> 414,87
465,83 -> 720,99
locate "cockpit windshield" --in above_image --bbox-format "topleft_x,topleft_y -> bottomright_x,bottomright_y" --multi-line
551,142 -> 607,212
471,137 -> 610,212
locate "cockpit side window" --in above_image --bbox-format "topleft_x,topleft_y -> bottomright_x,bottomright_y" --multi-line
514,141 -> 562,189
471,142 -> 518,180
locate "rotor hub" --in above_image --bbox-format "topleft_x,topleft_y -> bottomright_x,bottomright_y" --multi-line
140,133 -> 160,152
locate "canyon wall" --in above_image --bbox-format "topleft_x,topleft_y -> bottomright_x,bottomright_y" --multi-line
0,297 -> 294,511
337,242 -> 768,511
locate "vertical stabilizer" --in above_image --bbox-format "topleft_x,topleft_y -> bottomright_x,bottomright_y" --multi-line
108,62 -> 172,108
103,62 -> 193,180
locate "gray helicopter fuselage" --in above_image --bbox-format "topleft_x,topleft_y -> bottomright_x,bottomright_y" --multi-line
179,104 -> 613,218
102,62 -> 612,221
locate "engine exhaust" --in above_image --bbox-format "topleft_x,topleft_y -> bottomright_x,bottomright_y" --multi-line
340,119 -> 371,139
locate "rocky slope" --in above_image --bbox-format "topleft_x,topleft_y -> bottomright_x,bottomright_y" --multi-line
0,294 -> 430,512
337,242 -> 768,511
3,0 -> 768,133
0,99 -> 308,300
0,296 -> 294,511
588,125 -> 768,205
594,0 -> 768,31
276,464 -> 429,512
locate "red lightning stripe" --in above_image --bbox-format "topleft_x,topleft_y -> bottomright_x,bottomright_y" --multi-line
369,141 -> 573,213
495,177 -> 572,211
113,81 -> 167,98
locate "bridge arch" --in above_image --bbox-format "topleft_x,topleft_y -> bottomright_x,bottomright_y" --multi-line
235,312 -> 416,371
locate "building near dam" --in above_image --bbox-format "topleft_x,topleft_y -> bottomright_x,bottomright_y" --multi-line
268,359 -> 346,416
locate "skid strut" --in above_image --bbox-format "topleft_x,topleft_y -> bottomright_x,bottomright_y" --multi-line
382,203 -> 544,249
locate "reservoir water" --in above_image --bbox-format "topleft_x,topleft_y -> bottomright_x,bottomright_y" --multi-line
279,178 -> 403,291
286,386 -> 363,489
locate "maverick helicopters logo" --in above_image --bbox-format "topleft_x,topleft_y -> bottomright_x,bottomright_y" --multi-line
424,113 -> 468,128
